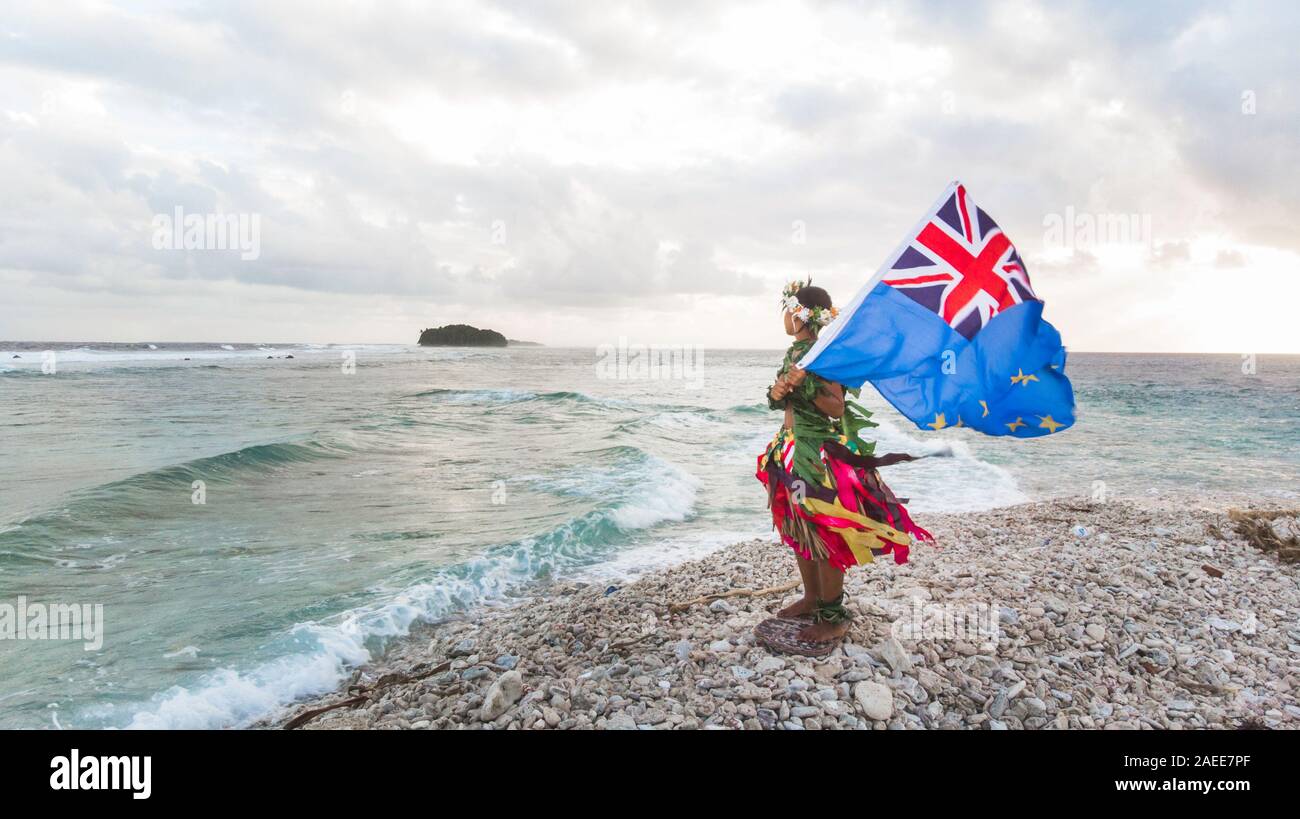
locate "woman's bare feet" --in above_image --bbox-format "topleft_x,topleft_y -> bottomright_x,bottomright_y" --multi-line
797,618 -> 850,643
777,597 -> 817,619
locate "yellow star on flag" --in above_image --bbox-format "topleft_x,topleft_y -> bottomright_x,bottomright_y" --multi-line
1006,417 -> 1026,432
1010,368 -> 1039,387
979,400 -> 989,418
1038,414 -> 1063,433
928,413 -> 948,430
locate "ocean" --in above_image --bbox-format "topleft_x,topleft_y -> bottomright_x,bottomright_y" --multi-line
1,343 -> 1297,729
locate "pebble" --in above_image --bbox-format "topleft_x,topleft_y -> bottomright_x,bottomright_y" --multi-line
1207,617 -> 1242,632
989,688 -> 1009,719
479,670 -> 523,721
878,636 -> 913,673
854,681 -> 894,721
272,501 -> 1300,732
606,713 -> 637,730
755,656 -> 785,674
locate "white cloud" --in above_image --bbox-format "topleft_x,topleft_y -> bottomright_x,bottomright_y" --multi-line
0,0 -> 1297,351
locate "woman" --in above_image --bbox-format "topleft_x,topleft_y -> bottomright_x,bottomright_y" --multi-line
755,279 -> 932,655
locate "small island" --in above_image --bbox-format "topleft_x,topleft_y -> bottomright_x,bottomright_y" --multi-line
417,324 -> 509,347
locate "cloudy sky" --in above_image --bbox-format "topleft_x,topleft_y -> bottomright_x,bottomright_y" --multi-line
1,0 -> 1297,351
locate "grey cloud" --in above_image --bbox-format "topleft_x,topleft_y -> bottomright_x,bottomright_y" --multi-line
1,0 -> 1297,334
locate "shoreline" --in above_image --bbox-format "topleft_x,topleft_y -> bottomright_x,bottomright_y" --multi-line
269,495 -> 1299,730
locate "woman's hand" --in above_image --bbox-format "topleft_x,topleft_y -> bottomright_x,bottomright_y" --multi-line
770,371 -> 797,401
770,366 -> 812,402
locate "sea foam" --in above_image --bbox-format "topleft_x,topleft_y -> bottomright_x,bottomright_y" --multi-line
121,451 -> 702,730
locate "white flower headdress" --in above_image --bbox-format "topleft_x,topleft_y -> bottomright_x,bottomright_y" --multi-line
781,277 -> 838,328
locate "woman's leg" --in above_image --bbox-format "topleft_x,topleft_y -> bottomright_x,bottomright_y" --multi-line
777,554 -> 821,618
797,561 -> 851,642
817,559 -> 843,603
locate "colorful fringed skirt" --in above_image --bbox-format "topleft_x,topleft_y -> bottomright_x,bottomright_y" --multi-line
756,427 -> 932,571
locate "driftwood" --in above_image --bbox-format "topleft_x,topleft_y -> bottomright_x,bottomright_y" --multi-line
607,631 -> 657,652
283,659 -> 452,730
667,579 -> 801,614
1228,509 -> 1299,563
282,696 -> 370,730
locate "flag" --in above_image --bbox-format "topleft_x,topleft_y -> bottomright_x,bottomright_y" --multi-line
799,181 -> 1075,438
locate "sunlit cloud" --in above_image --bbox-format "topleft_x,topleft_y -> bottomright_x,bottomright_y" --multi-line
0,0 -> 1296,351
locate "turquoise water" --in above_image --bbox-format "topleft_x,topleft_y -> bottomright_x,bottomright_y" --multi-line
1,344 -> 1296,729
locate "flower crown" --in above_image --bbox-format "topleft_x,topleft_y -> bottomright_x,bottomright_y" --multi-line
780,277 -> 838,328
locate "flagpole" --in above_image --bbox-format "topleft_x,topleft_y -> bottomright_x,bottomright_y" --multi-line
797,180 -> 961,371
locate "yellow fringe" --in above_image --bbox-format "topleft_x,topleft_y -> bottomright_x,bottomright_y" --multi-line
802,496 -> 912,565
782,494 -> 829,561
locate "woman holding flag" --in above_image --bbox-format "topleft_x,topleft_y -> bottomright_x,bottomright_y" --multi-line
756,279 -> 933,656
755,183 -> 1074,655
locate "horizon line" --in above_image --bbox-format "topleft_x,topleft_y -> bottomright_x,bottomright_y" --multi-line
3,340 -> 1298,356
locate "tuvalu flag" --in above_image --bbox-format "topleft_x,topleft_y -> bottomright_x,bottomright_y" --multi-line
798,181 -> 1075,438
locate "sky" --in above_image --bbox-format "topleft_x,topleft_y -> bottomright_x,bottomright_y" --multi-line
1,0 -> 1297,352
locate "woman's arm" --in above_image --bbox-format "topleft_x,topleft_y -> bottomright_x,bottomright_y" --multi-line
813,381 -> 845,418
785,367 -> 845,417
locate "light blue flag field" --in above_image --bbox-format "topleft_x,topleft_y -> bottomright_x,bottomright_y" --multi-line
799,181 -> 1075,438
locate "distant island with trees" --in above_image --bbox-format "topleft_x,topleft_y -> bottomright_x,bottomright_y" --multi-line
417,324 -> 540,347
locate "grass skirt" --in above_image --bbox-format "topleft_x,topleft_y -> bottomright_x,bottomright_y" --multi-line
756,428 -> 933,571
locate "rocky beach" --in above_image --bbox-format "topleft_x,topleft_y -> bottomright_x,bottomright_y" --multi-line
275,496 -> 1299,731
